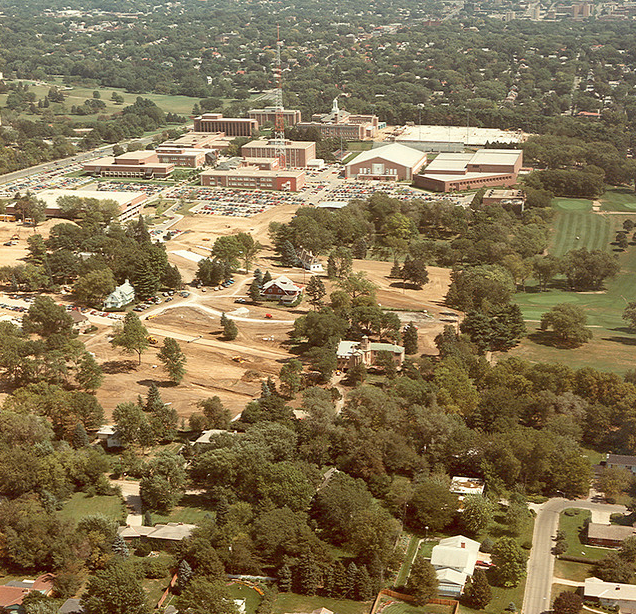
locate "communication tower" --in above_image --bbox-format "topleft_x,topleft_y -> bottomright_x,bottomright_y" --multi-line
273,25 -> 287,169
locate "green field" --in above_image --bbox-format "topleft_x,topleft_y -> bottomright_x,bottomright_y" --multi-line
229,583 -> 263,614
460,575 -> 526,614
0,79 -> 262,124
149,493 -> 214,525
273,593 -> 368,614
558,509 -> 608,561
509,198 -> 636,373
600,187 -> 636,212
395,535 -> 422,586
58,493 -> 126,524
383,602 -> 454,614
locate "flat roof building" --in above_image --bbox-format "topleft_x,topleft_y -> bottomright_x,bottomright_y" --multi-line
7,188 -> 147,223
391,124 -> 526,150
297,98 -> 379,140
248,107 -> 302,127
155,146 -> 208,168
345,144 -> 427,181
200,166 -> 306,192
162,131 -> 226,148
241,139 -> 316,168
414,149 -> 523,192
83,150 -> 174,179
193,113 -> 258,137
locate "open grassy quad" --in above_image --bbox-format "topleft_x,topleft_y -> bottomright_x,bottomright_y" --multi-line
509,198 -> 636,373
57,492 -> 126,524
558,509 -> 607,561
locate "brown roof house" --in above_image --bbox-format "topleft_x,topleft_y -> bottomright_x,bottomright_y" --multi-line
261,276 -> 304,304
587,523 -> 636,548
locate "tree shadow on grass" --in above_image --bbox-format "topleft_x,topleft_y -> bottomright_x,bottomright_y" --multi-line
136,379 -> 174,388
601,336 -> 636,346
101,359 -> 138,374
527,330 -> 584,349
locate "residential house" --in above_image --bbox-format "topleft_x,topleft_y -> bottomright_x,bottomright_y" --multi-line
430,535 -> 480,597
602,454 -> 636,475
297,248 -> 324,273
118,522 -> 197,542
450,477 -> 485,499
336,336 -> 405,370
96,425 -> 121,448
58,599 -> 84,614
103,279 -> 135,310
584,577 -> 636,613
0,574 -> 54,613
587,523 -> 636,548
261,275 -> 304,303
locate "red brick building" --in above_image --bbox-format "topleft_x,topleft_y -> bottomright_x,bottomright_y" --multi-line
83,151 -> 174,178
155,147 -> 207,168
193,113 -> 258,137
200,167 -> 306,191
248,107 -> 302,126
414,149 -> 523,192
261,275 -> 304,303
241,139 -> 316,168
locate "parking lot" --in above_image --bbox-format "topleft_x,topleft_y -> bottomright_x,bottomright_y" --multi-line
0,165 -> 92,198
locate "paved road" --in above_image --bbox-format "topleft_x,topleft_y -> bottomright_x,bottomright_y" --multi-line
111,479 -> 142,526
523,498 -> 626,614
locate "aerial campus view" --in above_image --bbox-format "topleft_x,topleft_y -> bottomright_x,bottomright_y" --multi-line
3,2 -> 636,614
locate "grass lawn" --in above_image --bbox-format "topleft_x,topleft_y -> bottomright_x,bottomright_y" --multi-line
553,559 -> 594,582
395,534 -> 422,587
58,493 -> 125,524
347,141 -> 374,151
383,603 -> 454,614
600,187 -> 636,212
558,509 -> 607,561
148,493 -> 214,525
273,593 -> 368,614
507,198 -> 636,373
229,583 -> 263,614
460,573 -> 526,614
551,583 -> 577,602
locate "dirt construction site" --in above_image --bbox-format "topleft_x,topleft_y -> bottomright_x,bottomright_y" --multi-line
0,202 -> 456,421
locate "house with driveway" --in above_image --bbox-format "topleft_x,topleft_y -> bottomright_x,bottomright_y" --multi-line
585,577 -> 636,613
430,535 -> 480,597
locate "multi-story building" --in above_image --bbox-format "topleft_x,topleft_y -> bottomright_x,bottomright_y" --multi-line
248,107 -> 302,127
297,98 -> 379,140
414,149 -> 523,192
83,151 -> 174,178
345,144 -> 427,181
193,113 -> 258,137
155,147 -> 207,168
241,139 -> 316,168
200,166 -> 306,191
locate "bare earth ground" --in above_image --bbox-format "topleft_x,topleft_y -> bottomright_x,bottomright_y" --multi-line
0,206 -> 453,421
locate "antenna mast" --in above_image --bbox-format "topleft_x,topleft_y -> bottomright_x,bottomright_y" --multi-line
273,25 -> 287,169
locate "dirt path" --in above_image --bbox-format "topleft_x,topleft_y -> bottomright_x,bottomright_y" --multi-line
111,479 -> 142,526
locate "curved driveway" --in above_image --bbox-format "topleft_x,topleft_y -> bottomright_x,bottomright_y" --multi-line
523,498 -> 626,614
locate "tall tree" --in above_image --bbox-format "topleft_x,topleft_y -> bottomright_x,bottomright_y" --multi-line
306,276 -> 327,310
157,337 -> 187,384
22,296 -> 74,338
464,568 -> 492,609
540,303 -> 592,347
491,538 -> 527,587
403,322 -> 419,355
176,578 -> 237,614
407,555 -> 438,605
111,312 -> 149,364
552,591 -> 582,614
80,562 -> 148,614
223,318 -> 238,341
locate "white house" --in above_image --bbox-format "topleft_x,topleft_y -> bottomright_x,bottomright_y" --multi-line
430,535 -> 480,597
96,425 -> 121,448
103,279 -> 135,310
297,248 -> 324,273
584,577 -> 636,613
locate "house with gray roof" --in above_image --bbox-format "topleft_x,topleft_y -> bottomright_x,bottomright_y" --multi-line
103,279 -> 135,310
430,535 -> 480,597
336,335 -> 404,370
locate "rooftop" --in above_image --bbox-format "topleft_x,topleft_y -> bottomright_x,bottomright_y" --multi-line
588,523 -> 636,541
396,124 -> 526,146
35,189 -> 146,209
585,576 -> 636,601
348,143 -> 427,167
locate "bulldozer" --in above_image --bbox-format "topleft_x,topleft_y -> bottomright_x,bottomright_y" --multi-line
147,336 -> 158,345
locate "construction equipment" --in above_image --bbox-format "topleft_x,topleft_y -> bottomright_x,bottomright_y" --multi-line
147,336 -> 158,345
232,355 -> 248,363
